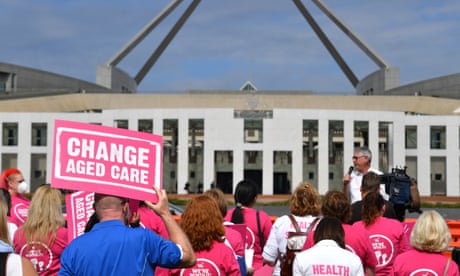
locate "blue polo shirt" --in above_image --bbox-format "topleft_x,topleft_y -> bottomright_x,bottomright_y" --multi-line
59,220 -> 182,276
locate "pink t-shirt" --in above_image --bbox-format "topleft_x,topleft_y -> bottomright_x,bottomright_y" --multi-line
353,217 -> 410,276
9,195 -> 30,227
303,223 -> 378,270
394,250 -> 460,275
224,224 -> 245,257
224,208 -> 272,269
169,240 -> 240,276
137,205 -> 169,239
14,226 -> 68,276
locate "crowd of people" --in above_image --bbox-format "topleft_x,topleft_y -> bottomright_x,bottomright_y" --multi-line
0,146 -> 458,275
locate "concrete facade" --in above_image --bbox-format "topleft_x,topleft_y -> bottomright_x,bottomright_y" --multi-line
1,92 -> 460,197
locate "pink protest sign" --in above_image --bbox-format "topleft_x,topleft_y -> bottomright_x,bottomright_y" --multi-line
66,191 -> 95,241
52,120 -> 163,201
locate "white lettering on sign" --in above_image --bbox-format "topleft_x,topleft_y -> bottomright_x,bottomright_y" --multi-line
67,137 -> 150,167
75,198 -> 85,220
65,159 -> 105,176
111,165 -> 149,185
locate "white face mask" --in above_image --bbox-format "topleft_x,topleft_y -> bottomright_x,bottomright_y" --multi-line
18,181 -> 29,194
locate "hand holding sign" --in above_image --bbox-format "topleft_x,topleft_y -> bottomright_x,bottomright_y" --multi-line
144,185 -> 170,218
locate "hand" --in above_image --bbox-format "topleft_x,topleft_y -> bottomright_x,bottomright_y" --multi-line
144,185 -> 170,217
342,174 -> 351,183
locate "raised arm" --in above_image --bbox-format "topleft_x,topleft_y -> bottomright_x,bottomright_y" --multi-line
144,186 -> 196,268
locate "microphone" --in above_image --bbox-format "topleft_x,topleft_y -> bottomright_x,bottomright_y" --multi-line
348,166 -> 354,175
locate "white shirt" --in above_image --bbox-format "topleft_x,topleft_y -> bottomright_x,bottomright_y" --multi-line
349,167 -> 386,203
262,214 -> 318,276
293,240 -> 364,276
6,253 -> 23,275
8,222 -> 17,243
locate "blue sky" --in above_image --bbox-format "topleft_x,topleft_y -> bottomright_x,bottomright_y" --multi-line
1,0 -> 460,94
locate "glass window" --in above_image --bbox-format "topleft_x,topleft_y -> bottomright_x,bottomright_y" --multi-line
163,119 -> 178,193
303,120 -> 318,189
328,120 -> 343,191
31,153 -> 46,192
214,151 -> 233,194
244,151 -> 263,193
138,119 -> 153,133
405,126 -> 417,149
379,121 -> 392,173
430,126 -> 446,149
2,123 -> 18,146
31,123 -> 47,146
188,119 -> 204,193
354,121 -> 369,147
431,156 -> 446,195
273,151 -> 292,194
244,119 -> 263,143
1,153 -> 17,172
114,120 -> 128,129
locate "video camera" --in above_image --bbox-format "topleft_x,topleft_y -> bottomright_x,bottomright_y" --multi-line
380,166 -> 422,217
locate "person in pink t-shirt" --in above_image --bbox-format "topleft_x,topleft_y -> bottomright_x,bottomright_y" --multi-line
1,168 -> 30,227
393,210 -> 459,275
137,201 -> 169,239
14,185 -> 68,276
224,179 -> 272,272
353,192 -> 410,276
168,195 -> 240,276
303,190 -> 377,276
204,188 -> 245,256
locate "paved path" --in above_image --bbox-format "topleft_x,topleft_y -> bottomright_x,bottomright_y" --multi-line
173,194 -> 460,219
255,205 -> 460,220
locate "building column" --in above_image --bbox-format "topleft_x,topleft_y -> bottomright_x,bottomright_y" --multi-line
317,119 -> 329,194
177,118 -> 188,195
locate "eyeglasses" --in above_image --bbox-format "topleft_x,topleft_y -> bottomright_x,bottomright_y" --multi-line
352,156 -> 366,160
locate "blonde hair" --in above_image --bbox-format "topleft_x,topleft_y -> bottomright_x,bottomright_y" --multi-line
410,210 -> 451,252
22,185 -> 65,244
203,188 -> 228,217
0,196 -> 10,244
290,182 -> 321,216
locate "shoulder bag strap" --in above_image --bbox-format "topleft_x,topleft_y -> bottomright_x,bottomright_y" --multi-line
443,258 -> 451,276
288,214 -> 301,232
256,210 -> 265,249
306,217 -> 321,234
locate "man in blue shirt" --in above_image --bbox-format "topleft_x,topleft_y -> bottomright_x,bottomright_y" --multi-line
59,186 -> 195,276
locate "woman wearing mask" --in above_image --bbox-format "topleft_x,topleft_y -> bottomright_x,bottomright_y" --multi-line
1,168 -> 30,227
14,185 -> 68,276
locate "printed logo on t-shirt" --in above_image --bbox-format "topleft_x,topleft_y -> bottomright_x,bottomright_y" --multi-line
179,258 -> 220,276
409,268 -> 438,276
245,226 -> 255,249
369,234 -> 394,267
20,241 -> 53,273
13,203 -> 28,223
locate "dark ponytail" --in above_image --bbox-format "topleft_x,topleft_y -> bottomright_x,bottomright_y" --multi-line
231,179 -> 258,224
362,191 -> 385,227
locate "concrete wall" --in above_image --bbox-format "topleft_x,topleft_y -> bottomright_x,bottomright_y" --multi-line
1,107 -> 459,197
